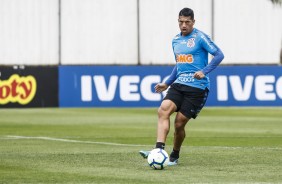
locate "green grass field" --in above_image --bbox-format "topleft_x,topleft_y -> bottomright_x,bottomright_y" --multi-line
0,107 -> 282,183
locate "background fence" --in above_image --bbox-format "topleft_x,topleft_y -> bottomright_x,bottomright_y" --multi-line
0,0 -> 281,66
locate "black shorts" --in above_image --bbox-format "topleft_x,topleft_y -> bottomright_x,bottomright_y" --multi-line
163,83 -> 209,119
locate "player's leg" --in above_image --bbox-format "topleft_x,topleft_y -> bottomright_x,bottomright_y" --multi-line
168,111 -> 190,165
139,100 -> 176,159
168,85 -> 209,165
173,112 -> 190,150
156,99 -> 177,148
139,83 -> 181,159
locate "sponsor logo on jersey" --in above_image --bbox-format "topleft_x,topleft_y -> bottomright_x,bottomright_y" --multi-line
176,54 -> 194,63
0,74 -> 37,105
187,38 -> 195,48
178,73 -> 195,83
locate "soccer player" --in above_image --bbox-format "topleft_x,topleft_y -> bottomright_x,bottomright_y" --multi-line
140,7 -> 224,166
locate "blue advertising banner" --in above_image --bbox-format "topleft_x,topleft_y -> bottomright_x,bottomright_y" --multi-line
208,66 -> 282,106
59,66 -> 173,107
59,65 -> 282,107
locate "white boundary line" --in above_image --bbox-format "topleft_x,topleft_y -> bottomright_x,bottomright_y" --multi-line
3,135 -> 148,147
1,135 -> 282,150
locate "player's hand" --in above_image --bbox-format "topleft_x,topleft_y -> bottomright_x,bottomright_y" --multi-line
193,71 -> 205,79
154,83 -> 168,93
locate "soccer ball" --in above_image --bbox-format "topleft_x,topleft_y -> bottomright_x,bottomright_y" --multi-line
147,148 -> 169,170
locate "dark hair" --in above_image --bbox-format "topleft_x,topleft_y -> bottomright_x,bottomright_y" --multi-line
179,8 -> 194,20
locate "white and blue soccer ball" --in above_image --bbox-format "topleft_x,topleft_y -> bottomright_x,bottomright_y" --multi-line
147,148 -> 169,170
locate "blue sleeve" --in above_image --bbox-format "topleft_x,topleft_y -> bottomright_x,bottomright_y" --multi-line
200,34 -> 218,55
164,66 -> 177,86
202,49 -> 224,75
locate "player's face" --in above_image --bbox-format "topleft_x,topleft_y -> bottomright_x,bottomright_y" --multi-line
178,16 -> 195,36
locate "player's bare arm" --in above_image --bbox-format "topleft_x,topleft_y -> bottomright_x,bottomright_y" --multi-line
154,83 -> 168,93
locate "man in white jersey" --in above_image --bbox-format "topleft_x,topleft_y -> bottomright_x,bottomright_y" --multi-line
140,7 -> 224,165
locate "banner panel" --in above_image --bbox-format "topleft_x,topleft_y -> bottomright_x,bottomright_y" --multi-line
208,66 -> 282,106
59,66 -> 172,107
59,65 -> 282,107
0,66 -> 58,107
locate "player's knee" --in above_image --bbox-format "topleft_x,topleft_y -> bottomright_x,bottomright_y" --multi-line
158,101 -> 175,117
158,105 -> 172,118
174,116 -> 188,131
158,107 -> 166,118
174,121 -> 185,131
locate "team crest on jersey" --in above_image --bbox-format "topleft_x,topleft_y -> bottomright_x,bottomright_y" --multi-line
187,38 -> 195,48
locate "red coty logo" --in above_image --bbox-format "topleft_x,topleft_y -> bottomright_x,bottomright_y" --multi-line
0,74 -> 37,105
